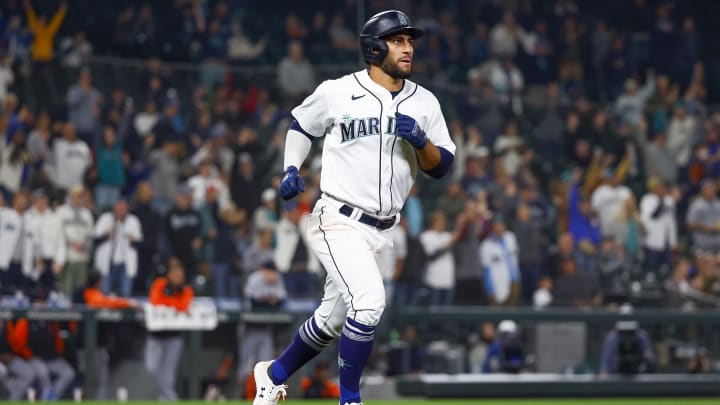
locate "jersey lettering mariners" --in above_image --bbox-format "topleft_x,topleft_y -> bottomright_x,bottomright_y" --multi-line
292,69 -> 456,217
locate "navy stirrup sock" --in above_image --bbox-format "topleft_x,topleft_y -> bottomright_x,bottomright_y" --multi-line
270,317 -> 333,385
338,318 -> 376,404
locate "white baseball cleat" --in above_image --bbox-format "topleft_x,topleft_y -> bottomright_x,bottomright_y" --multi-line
344,403 -> 364,405
252,361 -> 288,405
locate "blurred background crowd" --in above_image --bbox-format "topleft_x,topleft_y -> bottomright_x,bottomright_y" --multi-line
0,0 -> 719,309
0,0 -> 719,399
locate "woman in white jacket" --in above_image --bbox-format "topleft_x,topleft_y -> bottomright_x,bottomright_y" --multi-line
0,192 -> 41,292
93,199 -> 142,297
26,190 -> 64,291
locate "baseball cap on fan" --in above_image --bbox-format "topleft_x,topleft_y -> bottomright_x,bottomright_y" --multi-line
498,320 -> 518,334
261,188 -> 276,202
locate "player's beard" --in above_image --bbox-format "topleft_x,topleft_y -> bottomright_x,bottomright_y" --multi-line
381,58 -> 411,79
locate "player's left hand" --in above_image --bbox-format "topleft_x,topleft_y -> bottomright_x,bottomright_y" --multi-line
279,165 -> 305,200
395,112 -> 427,149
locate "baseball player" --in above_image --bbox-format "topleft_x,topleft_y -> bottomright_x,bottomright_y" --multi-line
253,10 -> 455,405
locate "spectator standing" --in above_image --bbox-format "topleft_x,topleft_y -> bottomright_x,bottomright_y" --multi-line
615,70 -> 655,127
0,192 -> 31,292
81,271 -> 137,399
150,96 -> 185,148
393,219 -> 424,306
131,182 -> 162,294
66,69 -> 102,144
567,182 -> 602,265
640,179 -> 677,274
231,146 -> 279,217
134,101 -> 159,139
164,187 -> 202,283
663,258 -> 693,308
26,112 -> 51,188
454,198 -> 492,305
50,123 -> 91,192
686,180 -> 720,254
512,203 -> 545,301
201,191 -> 244,298
26,190 -> 62,293
147,139 -> 182,215
145,258 -> 194,401
608,195 -> 643,263
95,127 -> 127,212
243,227 -> 275,276
59,30 -> 93,69
420,211 -> 461,306
488,58 -> 524,117
435,181 -> 466,224
591,171 -> 633,237
23,0 -> 67,66
403,185 -> 424,238
237,261 -> 287,384
375,223 -> 407,306
644,132 -> 678,185
489,12 -> 522,58
93,199 -> 142,297
494,120 -> 526,183
0,127 -> 30,199
274,201 -> 319,296
187,160 -> 230,210
666,104 -> 696,172
55,186 -> 94,296
227,23 -> 267,63
253,188 -> 278,232
480,215 -> 521,306
552,257 -> 601,308
277,41 -> 316,104
0,57 -> 15,105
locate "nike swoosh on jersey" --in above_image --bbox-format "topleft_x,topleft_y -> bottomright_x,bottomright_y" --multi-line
351,94 -> 366,100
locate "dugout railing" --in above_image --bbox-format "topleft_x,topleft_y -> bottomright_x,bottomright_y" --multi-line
2,305 -> 720,398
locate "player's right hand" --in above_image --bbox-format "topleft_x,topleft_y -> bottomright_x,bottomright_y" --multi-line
279,165 -> 305,200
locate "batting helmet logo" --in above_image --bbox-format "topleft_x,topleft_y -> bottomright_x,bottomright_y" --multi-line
359,10 -> 423,64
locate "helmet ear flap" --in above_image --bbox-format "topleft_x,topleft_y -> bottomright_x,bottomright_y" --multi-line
360,37 -> 388,64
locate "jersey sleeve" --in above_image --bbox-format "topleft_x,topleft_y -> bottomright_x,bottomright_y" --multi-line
425,95 -> 456,155
291,80 -> 334,138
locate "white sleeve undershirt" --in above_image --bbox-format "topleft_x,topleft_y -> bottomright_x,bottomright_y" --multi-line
283,130 -> 313,171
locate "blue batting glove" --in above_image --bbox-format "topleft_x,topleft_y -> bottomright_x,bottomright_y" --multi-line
395,112 -> 427,149
279,166 -> 305,200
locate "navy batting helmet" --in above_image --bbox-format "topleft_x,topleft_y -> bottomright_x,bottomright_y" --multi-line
360,10 -> 423,64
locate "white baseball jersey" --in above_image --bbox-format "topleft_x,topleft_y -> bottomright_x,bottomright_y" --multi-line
292,69 -> 455,217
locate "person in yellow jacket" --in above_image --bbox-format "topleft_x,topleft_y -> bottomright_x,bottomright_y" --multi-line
23,0 -> 67,63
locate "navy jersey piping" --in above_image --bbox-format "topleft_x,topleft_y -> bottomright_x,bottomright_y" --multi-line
353,73 -> 384,215
389,82 -> 419,216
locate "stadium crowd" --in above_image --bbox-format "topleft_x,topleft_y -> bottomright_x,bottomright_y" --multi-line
0,0 -> 718,399
0,0 -> 715,307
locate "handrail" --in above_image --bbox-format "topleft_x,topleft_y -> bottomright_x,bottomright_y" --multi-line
2,305 -> 718,323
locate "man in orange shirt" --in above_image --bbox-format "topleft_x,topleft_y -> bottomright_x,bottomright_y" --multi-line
23,0 -> 67,65
79,272 -> 137,399
145,257 -> 194,400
